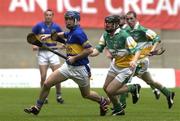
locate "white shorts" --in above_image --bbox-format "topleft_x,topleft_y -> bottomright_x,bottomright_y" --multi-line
37,50 -> 60,65
58,63 -> 90,87
108,62 -> 136,84
135,57 -> 149,77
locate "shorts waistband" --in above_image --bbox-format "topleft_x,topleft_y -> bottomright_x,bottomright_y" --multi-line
39,48 -> 58,51
66,63 -> 91,77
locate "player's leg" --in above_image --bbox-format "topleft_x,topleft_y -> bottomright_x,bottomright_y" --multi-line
24,68 -> 67,115
119,92 -> 128,108
78,84 -> 110,116
141,72 -> 175,109
24,63 -> 69,115
136,57 -> 161,100
39,65 -> 49,104
150,85 -> 160,100
94,72 -> 116,116
38,51 -> 49,104
105,79 -> 125,116
105,67 -> 141,116
106,78 -> 141,116
118,66 -> 139,109
70,64 -> 110,116
51,64 -> 64,104
49,51 -> 64,104
39,65 -> 48,87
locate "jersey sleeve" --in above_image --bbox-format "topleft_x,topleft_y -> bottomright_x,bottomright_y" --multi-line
95,34 -> 106,53
64,32 -> 69,38
55,24 -> 63,32
126,36 -> 139,54
54,24 -> 65,43
146,29 -> 161,44
32,23 -> 40,34
75,31 -> 92,48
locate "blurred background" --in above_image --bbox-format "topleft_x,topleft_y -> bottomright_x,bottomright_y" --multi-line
0,0 -> 180,69
0,28 -> 180,68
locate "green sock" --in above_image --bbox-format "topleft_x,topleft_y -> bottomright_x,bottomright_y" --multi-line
114,103 -> 122,111
150,85 -> 155,90
160,87 -> 170,97
119,93 -> 127,105
127,84 -> 135,92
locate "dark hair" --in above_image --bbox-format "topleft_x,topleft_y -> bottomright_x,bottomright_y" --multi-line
105,15 -> 116,23
113,15 -> 120,23
126,11 -> 137,18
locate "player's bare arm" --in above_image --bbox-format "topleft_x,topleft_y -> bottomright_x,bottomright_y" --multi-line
150,41 -> 160,52
32,45 -> 39,51
89,48 -> 100,57
104,48 -> 113,59
130,50 -> 141,68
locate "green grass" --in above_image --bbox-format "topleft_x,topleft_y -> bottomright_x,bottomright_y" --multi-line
0,88 -> 179,121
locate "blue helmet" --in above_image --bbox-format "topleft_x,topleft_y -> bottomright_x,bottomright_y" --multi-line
64,11 -> 80,21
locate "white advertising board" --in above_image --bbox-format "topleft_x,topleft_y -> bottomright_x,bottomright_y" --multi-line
0,68 -> 175,88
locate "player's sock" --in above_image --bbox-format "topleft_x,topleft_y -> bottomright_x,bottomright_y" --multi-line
114,103 -> 123,111
160,87 -> 171,97
56,92 -> 64,104
44,98 -> 48,104
112,103 -> 125,116
127,84 -> 136,92
56,92 -> 61,98
152,88 -> 160,99
99,97 -> 110,116
36,100 -> 44,109
150,85 -> 155,90
119,93 -> 127,108
128,84 -> 141,104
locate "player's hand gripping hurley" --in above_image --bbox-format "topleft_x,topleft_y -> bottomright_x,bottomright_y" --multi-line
27,33 -> 67,60
148,47 -> 166,56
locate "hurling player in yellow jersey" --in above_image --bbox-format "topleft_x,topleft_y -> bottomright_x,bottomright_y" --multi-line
107,13 -> 163,108
90,15 -> 142,116
122,11 -> 175,109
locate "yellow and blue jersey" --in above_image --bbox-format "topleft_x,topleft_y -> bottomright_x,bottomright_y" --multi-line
32,22 -> 63,47
64,25 -> 92,66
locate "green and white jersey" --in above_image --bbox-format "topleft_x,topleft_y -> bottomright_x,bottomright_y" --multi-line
124,22 -> 161,58
96,28 -> 138,68
121,24 -> 128,30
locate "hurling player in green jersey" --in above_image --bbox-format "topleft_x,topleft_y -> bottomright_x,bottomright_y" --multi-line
104,13 -> 128,59
108,13 -> 163,108
103,14 -> 129,108
120,11 -> 175,109
90,15 -> 142,116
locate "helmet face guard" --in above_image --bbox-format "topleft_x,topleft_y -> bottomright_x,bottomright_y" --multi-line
104,16 -> 117,33
64,11 -> 80,21
64,11 -> 80,29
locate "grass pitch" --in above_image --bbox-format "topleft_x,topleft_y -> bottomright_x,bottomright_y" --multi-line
0,88 -> 179,121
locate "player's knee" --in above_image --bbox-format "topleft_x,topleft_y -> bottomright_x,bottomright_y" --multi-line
43,81 -> 51,89
106,87 -> 114,96
144,79 -> 153,85
81,93 -> 90,99
103,86 -> 107,92
41,75 -> 46,81
103,85 -> 108,93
